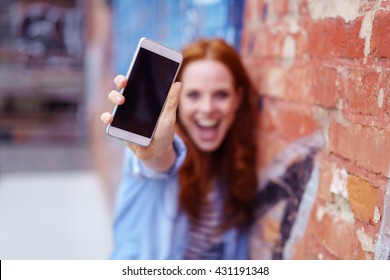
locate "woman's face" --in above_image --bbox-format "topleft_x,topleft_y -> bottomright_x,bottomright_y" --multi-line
178,59 -> 242,152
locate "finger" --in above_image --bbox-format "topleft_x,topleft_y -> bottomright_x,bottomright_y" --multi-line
108,90 -> 125,105
114,75 -> 127,90
101,112 -> 113,124
162,82 -> 182,115
154,82 -> 182,135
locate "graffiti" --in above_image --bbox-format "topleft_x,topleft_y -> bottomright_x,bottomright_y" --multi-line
12,2 -> 83,68
252,130 -> 390,260
251,131 -> 324,259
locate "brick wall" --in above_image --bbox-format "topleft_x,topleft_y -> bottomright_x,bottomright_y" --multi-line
242,0 -> 390,259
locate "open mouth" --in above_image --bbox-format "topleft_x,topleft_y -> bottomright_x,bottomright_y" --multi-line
195,119 -> 219,141
197,119 -> 218,128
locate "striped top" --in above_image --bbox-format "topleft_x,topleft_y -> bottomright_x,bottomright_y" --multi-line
183,187 -> 224,260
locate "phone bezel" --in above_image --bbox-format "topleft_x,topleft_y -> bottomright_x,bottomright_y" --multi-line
105,37 -> 182,146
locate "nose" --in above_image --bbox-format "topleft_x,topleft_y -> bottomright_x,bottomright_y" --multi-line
199,96 -> 215,113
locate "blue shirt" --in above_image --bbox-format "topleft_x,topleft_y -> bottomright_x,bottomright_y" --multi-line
110,135 -> 249,259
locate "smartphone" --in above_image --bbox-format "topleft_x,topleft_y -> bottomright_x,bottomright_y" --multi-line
106,37 -> 182,146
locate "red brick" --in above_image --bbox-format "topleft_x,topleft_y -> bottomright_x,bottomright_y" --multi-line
311,66 -> 340,108
371,10 -> 390,58
294,201 -> 345,259
304,16 -> 365,59
262,64 -> 340,108
293,233 -> 339,259
261,100 -> 320,141
341,69 -> 381,115
329,121 -> 390,176
286,65 -> 314,104
277,106 -> 320,140
347,174 -> 379,224
312,202 -> 355,259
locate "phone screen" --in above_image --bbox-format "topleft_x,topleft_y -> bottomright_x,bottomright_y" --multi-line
111,48 -> 180,138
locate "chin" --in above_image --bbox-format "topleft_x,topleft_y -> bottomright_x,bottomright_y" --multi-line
195,141 -> 222,153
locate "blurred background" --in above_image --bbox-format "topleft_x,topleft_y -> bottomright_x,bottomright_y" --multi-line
0,0 -> 389,260
0,0 -> 246,259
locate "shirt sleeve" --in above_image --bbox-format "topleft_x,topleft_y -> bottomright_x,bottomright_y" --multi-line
128,134 -> 187,180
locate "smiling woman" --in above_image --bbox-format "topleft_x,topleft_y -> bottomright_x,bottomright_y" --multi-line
101,38 -> 258,260
175,39 -> 258,237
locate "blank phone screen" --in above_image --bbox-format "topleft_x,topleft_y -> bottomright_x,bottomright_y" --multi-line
111,48 -> 180,138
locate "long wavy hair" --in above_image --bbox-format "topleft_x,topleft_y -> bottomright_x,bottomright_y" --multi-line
175,38 -> 258,231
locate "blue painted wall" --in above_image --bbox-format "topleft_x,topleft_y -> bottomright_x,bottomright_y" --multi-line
109,0 -> 245,74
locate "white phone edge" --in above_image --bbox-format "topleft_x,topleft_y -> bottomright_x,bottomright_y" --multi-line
105,37 -> 183,146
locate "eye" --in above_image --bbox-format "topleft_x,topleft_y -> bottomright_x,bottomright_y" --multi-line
215,90 -> 230,99
185,90 -> 199,100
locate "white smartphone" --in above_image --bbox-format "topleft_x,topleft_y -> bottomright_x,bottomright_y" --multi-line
106,37 -> 182,146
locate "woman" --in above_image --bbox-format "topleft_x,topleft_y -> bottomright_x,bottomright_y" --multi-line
101,38 -> 258,259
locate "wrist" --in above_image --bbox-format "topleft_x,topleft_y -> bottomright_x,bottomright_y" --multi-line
141,145 -> 176,172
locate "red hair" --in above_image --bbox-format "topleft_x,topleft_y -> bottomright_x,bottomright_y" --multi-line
176,38 -> 258,231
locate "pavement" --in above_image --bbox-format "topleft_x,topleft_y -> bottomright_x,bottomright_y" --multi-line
0,143 -> 113,259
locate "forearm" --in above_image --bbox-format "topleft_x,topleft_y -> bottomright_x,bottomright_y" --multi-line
140,144 -> 176,173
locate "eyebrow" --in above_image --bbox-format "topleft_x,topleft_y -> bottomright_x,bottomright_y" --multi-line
182,83 -> 234,89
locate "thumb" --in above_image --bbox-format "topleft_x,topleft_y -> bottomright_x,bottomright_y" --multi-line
162,82 -> 182,116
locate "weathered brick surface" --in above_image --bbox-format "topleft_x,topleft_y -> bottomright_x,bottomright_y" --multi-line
341,69 -> 382,115
286,65 -> 315,104
314,209 -> 355,259
311,66 -> 340,108
305,17 -> 365,59
371,10 -> 390,58
243,0 -> 390,260
329,121 -> 390,177
260,99 -> 320,140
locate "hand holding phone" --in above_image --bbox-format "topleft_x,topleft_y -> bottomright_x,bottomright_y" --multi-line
105,38 -> 182,147
102,70 -> 182,170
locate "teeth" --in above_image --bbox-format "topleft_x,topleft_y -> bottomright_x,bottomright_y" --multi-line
197,119 -> 218,128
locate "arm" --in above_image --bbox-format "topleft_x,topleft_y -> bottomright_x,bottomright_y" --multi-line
111,133 -> 186,259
